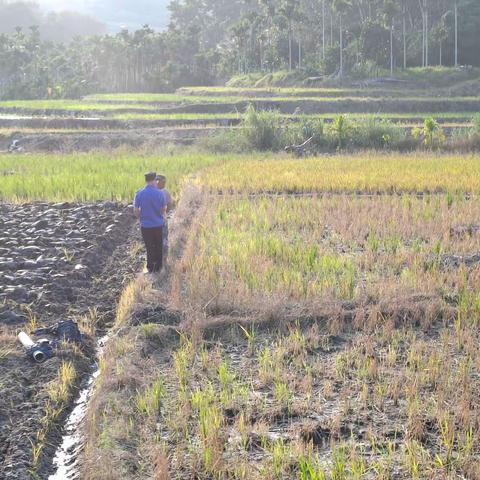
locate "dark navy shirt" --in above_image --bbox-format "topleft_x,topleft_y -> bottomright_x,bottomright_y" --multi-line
133,185 -> 166,228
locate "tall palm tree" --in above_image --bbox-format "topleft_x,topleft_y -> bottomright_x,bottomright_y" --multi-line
383,0 -> 399,76
279,0 -> 299,71
332,0 -> 351,77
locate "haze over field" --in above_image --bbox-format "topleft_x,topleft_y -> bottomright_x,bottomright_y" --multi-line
37,0 -> 170,30
0,0 -> 170,38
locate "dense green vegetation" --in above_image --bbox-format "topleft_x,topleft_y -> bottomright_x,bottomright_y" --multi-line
1,0 -> 479,99
202,107 -> 479,153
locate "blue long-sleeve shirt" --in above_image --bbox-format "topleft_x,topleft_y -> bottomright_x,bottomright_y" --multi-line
133,185 -> 166,228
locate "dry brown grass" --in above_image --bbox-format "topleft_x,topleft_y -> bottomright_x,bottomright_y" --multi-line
175,195 -> 480,330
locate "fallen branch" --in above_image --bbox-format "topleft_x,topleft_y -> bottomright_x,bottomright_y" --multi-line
284,135 -> 314,157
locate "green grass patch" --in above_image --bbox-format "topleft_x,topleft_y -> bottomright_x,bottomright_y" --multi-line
0,100 -> 157,111
0,150 -> 232,202
111,112 -> 476,121
87,94 -> 480,104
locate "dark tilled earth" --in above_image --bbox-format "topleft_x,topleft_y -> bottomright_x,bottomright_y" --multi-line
0,201 -> 140,479
0,128 -> 220,153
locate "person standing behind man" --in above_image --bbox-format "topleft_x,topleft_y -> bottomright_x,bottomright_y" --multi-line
156,174 -> 173,263
134,172 -> 167,273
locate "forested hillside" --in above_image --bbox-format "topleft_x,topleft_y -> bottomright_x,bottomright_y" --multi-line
0,0 -> 479,98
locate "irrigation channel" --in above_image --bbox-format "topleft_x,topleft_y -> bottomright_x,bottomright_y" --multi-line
48,335 -> 107,479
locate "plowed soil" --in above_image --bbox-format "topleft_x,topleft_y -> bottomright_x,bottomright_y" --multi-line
0,202 -> 140,479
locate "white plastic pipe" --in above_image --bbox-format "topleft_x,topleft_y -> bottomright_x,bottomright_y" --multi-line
18,331 -> 47,363
18,331 -> 35,348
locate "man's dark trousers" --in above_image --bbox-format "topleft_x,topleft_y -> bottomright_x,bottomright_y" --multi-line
141,226 -> 163,272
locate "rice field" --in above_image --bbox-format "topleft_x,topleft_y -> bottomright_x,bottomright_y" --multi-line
200,154 -> 480,195
110,111 -> 476,122
0,100 -> 158,111
89,89 -> 373,100
3,84 -> 480,478
0,151 -> 232,201
2,141 -> 479,478
83,153 -> 480,479
4,152 -> 480,203
184,195 -> 480,311
178,86 -> 405,97
0,89 -> 477,149
176,83 -> 477,98
92,314 -> 480,479
85,92 -> 480,104
1,96 -> 479,111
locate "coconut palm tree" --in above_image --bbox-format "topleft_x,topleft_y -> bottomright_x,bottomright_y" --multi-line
332,0 -> 351,77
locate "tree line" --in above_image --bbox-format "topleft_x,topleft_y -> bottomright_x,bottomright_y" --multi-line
215,0 -> 479,77
0,0 -> 479,99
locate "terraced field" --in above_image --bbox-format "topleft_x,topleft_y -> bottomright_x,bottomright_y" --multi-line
0,84 -> 478,153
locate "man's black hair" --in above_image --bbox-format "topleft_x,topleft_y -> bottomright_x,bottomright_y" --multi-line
145,172 -> 157,182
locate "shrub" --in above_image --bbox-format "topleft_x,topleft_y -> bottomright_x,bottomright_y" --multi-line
412,117 -> 445,148
240,104 -> 285,151
353,117 -> 407,149
285,117 -> 326,149
327,115 -> 351,149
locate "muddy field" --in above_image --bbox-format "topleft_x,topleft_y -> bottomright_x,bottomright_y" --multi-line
0,202 -> 140,479
0,127 -> 224,153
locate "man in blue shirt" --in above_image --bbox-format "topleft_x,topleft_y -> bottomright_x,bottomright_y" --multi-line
133,172 -> 167,273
